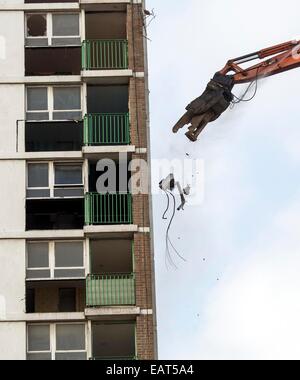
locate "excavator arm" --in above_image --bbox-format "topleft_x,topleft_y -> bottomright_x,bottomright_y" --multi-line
173,40 -> 300,141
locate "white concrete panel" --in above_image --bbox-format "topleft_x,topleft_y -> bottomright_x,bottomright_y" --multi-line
0,239 -> 26,316
0,11 -> 24,77
0,1 -> 24,5
0,322 -> 26,360
0,84 -> 24,153
0,160 -> 25,232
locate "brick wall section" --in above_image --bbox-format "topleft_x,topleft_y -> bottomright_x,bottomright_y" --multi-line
127,3 -> 156,360
127,3 -> 145,72
136,315 -> 155,360
129,77 -> 148,148
134,232 -> 152,308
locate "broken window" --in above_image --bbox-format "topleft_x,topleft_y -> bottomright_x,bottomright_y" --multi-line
26,86 -> 82,121
27,14 -> 47,37
26,13 -> 80,47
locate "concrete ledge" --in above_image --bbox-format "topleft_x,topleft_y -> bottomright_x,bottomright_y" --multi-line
84,225 -> 138,238
0,3 -> 79,11
4,151 -> 83,161
85,307 -> 140,320
25,313 -> 85,322
0,76 -> 82,85
0,230 -> 85,240
83,145 -> 135,159
81,70 -> 133,84
1,312 -> 85,322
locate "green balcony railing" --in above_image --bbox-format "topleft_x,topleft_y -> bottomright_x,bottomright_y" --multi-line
82,40 -> 128,70
84,113 -> 130,146
86,273 -> 136,307
85,193 -> 133,225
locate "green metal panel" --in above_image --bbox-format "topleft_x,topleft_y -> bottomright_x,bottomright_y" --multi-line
86,273 -> 136,307
84,193 -> 133,225
83,113 -> 130,146
82,40 -> 128,70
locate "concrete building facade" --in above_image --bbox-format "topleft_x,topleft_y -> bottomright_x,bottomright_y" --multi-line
0,0 -> 157,360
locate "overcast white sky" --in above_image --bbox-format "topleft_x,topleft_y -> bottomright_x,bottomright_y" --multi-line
147,0 -> 300,360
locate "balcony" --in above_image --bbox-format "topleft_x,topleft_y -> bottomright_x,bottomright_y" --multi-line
85,193 -> 132,226
82,40 -> 128,70
84,113 -> 130,146
86,273 -> 135,307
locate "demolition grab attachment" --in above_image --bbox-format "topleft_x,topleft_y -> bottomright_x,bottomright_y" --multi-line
173,40 -> 300,142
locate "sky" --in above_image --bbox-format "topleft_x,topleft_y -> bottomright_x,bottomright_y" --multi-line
147,0 -> 300,360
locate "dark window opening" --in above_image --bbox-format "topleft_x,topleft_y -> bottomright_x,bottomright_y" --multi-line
25,47 -> 81,76
26,199 -> 84,230
58,288 -> 76,312
92,323 -> 135,359
87,85 -> 128,114
90,239 -> 132,275
25,121 -> 83,152
88,159 -> 131,193
26,288 -> 35,313
85,12 -> 126,40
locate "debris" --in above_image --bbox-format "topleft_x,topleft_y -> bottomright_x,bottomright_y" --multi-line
183,185 -> 191,196
159,173 -> 191,268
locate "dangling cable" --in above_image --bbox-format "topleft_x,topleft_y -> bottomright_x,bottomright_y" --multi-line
162,191 -> 170,220
165,191 -> 187,263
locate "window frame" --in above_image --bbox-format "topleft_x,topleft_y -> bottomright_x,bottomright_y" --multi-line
26,85 -> 83,122
26,240 -> 86,281
26,161 -> 84,200
27,162 -> 50,196
25,12 -> 81,47
26,241 -> 50,275
27,323 -> 88,360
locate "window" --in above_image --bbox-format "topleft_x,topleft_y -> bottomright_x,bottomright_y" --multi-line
26,13 -> 80,47
26,86 -> 82,122
27,323 -> 87,361
53,14 -> 79,37
27,162 -> 84,199
26,242 -> 50,280
27,325 -> 51,360
27,163 -> 50,199
54,164 -> 83,198
26,241 -> 85,280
